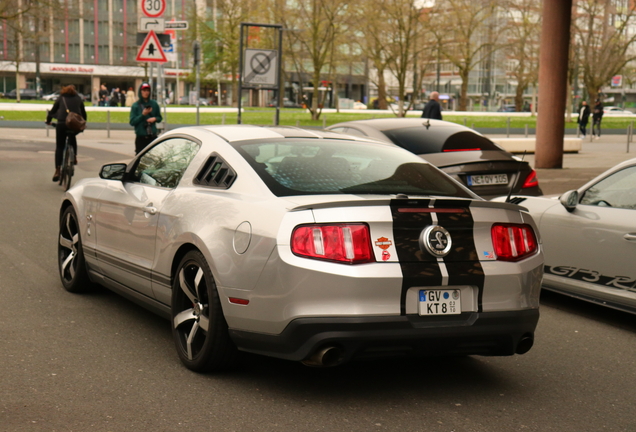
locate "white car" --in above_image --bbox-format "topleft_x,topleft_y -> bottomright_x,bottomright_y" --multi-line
353,101 -> 367,110
42,91 -> 60,101
494,158 -> 636,314
603,106 -> 634,115
58,125 -> 544,371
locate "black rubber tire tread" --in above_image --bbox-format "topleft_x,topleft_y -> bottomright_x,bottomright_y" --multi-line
58,206 -> 91,293
171,250 -> 238,372
62,146 -> 74,191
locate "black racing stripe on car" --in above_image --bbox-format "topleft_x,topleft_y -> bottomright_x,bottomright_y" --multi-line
95,250 -> 152,281
391,199 -> 442,315
437,205 -> 485,312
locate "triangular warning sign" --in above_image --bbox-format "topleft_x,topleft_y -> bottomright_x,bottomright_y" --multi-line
136,30 -> 168,63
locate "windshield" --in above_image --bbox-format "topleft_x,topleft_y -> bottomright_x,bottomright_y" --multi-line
233,138 -> 474,198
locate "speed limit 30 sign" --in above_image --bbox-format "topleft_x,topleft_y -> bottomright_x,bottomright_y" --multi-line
141,0 -> 166,18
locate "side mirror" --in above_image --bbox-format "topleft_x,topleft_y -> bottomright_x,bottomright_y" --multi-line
99,163 -> 127,181
559,190 -> 579,212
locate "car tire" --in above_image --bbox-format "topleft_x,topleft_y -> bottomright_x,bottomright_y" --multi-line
171,250 -> 237,372
58,206 -> 91,293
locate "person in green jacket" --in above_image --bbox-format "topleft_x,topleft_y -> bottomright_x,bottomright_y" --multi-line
129,82 -> 162,154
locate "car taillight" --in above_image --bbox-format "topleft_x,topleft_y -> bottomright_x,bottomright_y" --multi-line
291,224 -> 374,264
491,224 -> 538,262
522,169 -> 539,188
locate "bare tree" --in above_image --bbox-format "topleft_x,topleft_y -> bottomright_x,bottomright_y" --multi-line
280,0 -> 351,120
574,0 -> 636,102
502,0 -> 541,112
382,0 -> 426,116
195,0 -> 263,107
355,0 -> 391,110
428,0 -> 498,111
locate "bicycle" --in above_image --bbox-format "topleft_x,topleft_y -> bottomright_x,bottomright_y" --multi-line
48,122 -> 78,191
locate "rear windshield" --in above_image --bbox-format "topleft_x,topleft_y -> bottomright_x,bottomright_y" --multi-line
233,139 -> 474,198
382,128 -> 503,154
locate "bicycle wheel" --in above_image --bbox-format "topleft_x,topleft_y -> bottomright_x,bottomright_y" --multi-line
62,145 -> 75,191
58,146 -> 67,186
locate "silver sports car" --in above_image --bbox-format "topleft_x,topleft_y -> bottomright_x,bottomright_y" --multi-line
494,158 -> 636,314
58,125 -> 543,372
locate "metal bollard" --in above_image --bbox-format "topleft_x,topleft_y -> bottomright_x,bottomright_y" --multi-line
296,120 -> 300,127
507,117 -> 510,137
222,113 -> 226,125
323,116 -> 327,129
525,124 -> 528,138
107,111 -> 110,138
471,123 -> 474,130
628,123 -> 632,153
464,118 -> 467,126
273,113 -> 277,125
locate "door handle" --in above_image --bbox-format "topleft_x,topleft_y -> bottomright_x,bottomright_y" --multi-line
143,206 -> 157,215
624,233 -> 636,241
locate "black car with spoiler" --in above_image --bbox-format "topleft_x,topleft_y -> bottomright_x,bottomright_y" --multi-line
327,118 -> 542,199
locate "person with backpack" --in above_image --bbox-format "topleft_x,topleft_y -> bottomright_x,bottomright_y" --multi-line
129,82 -> 162,154
45,84 -> 87,182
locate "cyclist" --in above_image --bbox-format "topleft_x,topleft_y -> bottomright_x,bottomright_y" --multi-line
46,84 -> 87,181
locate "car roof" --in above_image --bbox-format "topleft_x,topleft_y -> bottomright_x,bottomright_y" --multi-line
329,118 -> 474,133
160,124 -> 392,145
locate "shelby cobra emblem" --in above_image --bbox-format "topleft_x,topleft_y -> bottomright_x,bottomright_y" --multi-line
420,225 -> 452,258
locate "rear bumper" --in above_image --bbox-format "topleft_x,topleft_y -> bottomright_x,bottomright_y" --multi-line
229,309 -> 540,362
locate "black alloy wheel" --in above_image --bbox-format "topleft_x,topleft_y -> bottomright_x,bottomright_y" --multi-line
58,206 -> 90,293
171,250 -> 237,372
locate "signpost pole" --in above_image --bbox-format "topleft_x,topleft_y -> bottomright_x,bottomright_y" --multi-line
238,24 -> 245,124
276,26 -> 283,126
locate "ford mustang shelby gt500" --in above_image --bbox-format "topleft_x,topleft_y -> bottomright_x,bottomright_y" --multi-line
58,125 -> 543,372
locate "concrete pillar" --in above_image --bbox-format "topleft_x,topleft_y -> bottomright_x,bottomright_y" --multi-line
535,0 -> 573,169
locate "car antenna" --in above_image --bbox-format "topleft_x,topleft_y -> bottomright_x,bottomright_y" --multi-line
505,151 -> 527,203
422,119 -> 431,130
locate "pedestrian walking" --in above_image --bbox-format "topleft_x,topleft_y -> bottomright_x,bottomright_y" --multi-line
98,84 -> 108,106
119,88 -> 126,107
421,91 -> 443,120
592,99 -> 604,139
129,82 -> 162,155
577,101 -> 590,137
109,87 -> 120,107
125,86 -> 136,107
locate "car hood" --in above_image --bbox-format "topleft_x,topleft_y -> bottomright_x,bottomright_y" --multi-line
419,150 -> 518,168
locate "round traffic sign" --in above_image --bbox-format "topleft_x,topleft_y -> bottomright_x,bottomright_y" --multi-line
141,0 -> 166,18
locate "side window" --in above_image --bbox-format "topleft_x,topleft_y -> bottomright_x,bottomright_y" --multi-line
132,138 -> 200,188
580,166 -> 636,210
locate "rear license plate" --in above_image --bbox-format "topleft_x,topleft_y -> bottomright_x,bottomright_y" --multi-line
419,289 -> 461,315
467,174 -> 508,186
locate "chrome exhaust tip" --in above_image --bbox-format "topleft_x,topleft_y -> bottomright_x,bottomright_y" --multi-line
301,346 -> 344,367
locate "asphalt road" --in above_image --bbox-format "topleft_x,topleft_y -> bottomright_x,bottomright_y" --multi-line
1,138 -> 636,432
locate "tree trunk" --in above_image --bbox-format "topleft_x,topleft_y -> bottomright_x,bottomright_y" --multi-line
377,69 -> 387,110
459,70 -> 469,111
515,84 -> 525,112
